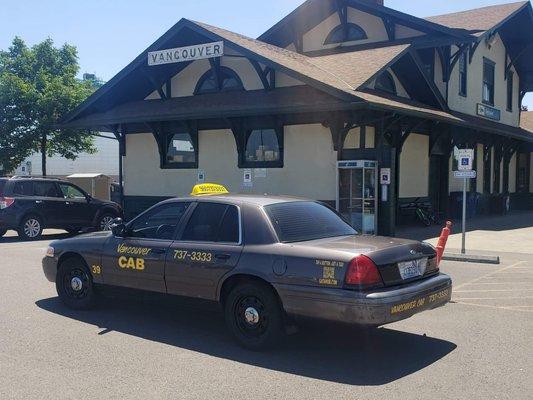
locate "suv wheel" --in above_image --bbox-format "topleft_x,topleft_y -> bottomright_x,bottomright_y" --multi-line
18,215 -> 43,240
225,282 -> 285,350
96,213 -> 115,231
56,257 -> 97,310
0,229 -> 6,237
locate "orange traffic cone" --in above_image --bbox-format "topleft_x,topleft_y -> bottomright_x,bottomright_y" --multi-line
436,221 -> 452,266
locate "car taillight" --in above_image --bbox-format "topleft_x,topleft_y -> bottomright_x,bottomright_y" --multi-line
345,255 -> 383,287
0,197 -> 14,209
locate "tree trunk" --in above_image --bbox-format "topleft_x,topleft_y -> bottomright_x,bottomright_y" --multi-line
40,132 -> 47,177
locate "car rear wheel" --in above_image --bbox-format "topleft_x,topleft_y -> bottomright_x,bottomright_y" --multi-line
96,213 -> 115,231
56,258 -> 97,310
18,215 -> 43,240
0,229 -> 6,237
225,282 -> 284,350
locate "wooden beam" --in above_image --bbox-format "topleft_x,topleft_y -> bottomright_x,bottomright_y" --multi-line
209,58 -> 222,90
383,17 -> 396,41
249,59 -> 272,90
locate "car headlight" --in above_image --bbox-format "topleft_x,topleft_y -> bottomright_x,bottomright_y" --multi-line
45,246 -> 55,258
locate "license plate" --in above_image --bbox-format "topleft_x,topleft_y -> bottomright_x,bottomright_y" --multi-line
398,258 -> 428,280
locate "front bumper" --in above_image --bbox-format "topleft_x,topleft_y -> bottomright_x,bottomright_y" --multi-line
42,256 -> 58,283
274,273 -> 452,326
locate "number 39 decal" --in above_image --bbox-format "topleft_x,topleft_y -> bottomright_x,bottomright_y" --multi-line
173,250 -> 213,263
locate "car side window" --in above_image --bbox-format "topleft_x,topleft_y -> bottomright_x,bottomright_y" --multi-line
128,202 -> 190,240
59,183 -> 86,200
34,182 -> 62,198
181,202 -> 240,243
12,181 -> 34,196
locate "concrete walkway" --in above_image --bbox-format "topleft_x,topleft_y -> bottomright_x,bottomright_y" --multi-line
397,211 -> 533,256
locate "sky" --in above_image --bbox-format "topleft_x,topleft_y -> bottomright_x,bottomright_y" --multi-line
1,0 -> 531,107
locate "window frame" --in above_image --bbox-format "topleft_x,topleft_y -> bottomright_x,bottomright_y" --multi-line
375,71 -> 397,95
324,23 -> 368,45
506,71 -> 514,112
482,57 -> 496,106
160,128 -> 199,170
194,66 -> 244,95
458,51 -> 468,97
58,182 -> 89,201
177,201 -> 243,245
239,125 -> 284,169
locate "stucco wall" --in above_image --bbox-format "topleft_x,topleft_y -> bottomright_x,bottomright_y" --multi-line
530,153 -> 533,193
369,68 -> 410,99
399,133 -> 429,198
123,124 -> 338,200
509,153 -> 517,193
476,144 -> 484,193
448,34 -> 520,127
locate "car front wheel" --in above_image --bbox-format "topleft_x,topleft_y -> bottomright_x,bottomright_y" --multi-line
0,229 -> 6,237
56,258 -> 97,310
225,282 -> 284,350
18,215 -> 43,240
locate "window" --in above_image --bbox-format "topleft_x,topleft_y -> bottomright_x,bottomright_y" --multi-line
12,181 -> 33,196
459,52 -> 468,96
182,202 -> 240,243
375,71 -> 397,95
194,67 -> 244,95
265,201 -> 356,243
34,181 -> 62,198
59,183 -> 86,200
418,48 -> 435,80
324,23 -> 367,45
507,71 -> 514,111
163,132 -> 198,169
242,128 -> 283,168
516,152 -> 530,193
482,58 -> 495,105
129,202 -> 190,240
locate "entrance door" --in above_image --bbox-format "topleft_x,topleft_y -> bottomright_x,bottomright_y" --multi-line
337,160 -> 378,235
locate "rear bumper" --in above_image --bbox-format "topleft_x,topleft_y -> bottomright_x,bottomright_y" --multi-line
274,273 -> 452,326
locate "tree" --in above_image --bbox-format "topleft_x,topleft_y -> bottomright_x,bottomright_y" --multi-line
0,37 -> 96,176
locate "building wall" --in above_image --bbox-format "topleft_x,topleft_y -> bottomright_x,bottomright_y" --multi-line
399,133 -> 429,198
476,144 -> 484,193
448,34 -> 520,127
369,68 -> 410,99
509,153 -> 517,193
123,124 -> 337,200
530,153 -> 533,193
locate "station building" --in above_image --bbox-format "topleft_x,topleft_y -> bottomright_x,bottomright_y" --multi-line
61,0 -> 533,236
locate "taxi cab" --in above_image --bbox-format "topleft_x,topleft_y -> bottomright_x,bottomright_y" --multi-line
43,184 -> 452,350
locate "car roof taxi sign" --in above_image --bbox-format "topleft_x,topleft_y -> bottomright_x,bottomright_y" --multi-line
190,183 -> 229,196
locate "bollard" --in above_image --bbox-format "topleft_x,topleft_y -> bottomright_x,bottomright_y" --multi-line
436,221 -> 452,266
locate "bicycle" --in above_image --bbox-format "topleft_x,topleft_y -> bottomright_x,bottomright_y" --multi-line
399,198 -> 441,227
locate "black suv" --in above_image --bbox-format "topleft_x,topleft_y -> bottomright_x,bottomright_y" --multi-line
0,177 -> 122,240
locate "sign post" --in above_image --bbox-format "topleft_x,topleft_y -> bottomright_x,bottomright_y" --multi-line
454,149 -> 475,255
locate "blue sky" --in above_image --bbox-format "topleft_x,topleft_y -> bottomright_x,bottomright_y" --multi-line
1,0 -> 531,106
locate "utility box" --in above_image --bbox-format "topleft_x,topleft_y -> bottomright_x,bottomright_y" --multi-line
66,173 -> 112,201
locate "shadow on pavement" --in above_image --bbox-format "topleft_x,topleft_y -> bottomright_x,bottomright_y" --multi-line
0,231 -> 70,243
36,295 -> 456,386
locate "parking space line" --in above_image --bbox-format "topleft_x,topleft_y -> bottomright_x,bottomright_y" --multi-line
452,261 -> 526,291
454,289 -> 533,292
454,296 -> 533,300
454,301 -> 533,313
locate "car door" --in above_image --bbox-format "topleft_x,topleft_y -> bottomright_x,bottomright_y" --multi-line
100,201 -> 191,293
57,182 -> 93,226
32,181 -> 66,227
166,201 -> 243,300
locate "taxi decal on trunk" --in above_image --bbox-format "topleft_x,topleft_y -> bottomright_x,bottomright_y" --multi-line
315,259 -> 344,286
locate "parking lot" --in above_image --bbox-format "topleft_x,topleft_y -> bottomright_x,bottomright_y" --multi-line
1,229 -> 532,400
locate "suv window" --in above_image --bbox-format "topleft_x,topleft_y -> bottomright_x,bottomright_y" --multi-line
12,181 -> 34,196
59,183 -> 86,200
265,201 -> 356,242
33,181 -> 62,198
182,202 -> 240,243
129,202 -> 190,240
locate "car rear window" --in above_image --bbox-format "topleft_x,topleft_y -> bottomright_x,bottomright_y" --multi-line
265,201 -> 356,243
0,179 -> 6,195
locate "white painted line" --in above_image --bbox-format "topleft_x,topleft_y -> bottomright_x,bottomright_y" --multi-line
453,261 -> 526,291
454,301 -> 533,313
454,296 -> 533,300
454,289 -> 533,293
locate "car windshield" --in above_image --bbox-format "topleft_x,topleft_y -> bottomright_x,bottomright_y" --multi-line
265,201 -> 356,243
0,179 -> 7,195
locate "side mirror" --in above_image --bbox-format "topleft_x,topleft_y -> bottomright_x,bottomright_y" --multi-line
86,194 -> 92,203
111,218 -> 127,237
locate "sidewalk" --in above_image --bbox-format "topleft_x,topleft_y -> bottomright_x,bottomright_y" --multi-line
397,211 -> 533,255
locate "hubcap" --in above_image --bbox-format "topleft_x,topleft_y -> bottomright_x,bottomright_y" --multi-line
244,307 -> 260,325
24,219 -> 41,238
100,216 -> 114,231
71,277 -> 83,291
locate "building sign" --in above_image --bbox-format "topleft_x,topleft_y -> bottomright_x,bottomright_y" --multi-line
477,103 -> 501,121
148,41 -> 224,66
380,168 -> 391,185
454,170 -> 476,179
456,149 -> 474,171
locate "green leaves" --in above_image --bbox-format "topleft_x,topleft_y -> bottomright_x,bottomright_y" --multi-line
0,37 -> 96,175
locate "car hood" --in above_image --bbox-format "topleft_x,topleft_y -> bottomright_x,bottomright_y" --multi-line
51,231 -> 112,248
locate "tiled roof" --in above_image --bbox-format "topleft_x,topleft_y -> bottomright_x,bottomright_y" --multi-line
426,1 -> 528,35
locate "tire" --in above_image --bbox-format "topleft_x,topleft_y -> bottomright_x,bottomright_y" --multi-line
0,229 -> 6,237
96,212 -> 116,231
66,228 -> 80,235
56,257 -> 97,310
18,215 -> 43,240
224,282 -> 284,350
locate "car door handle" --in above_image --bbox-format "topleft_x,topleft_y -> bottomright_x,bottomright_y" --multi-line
65,201 -> 72,205
215,253 -> 231,261
35,200 -> 43,204
151,248 -> 166,255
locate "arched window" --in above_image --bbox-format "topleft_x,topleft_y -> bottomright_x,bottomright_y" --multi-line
194,66 -> 244,95
239,127 -> 284,168
375,71 -> 397,95
324,23 -> 367,45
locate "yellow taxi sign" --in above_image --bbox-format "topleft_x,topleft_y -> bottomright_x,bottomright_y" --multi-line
190,183 -> 229,196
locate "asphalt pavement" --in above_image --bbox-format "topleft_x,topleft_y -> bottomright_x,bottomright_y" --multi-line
0,229 -> 532,400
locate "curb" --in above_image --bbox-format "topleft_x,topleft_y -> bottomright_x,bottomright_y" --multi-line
442,253 -> 500,264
